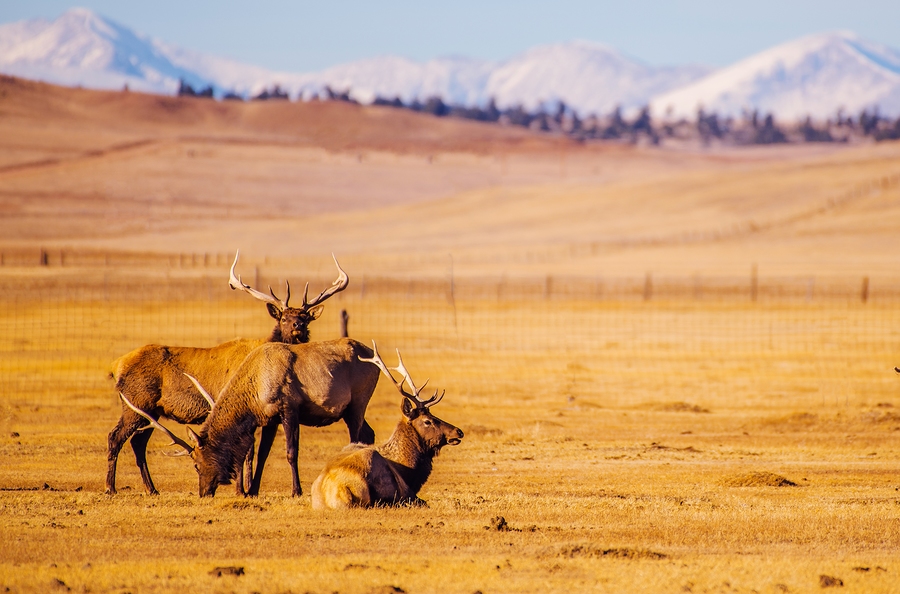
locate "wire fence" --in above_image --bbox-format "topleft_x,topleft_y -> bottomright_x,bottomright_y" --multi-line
2,262 -> 900,415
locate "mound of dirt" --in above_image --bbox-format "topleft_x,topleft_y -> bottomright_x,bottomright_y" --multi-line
721,471 -> 798,487
860,410 -> 900,424
553,544 -> 667,560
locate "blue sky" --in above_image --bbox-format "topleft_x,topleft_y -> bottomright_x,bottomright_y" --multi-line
3,1 -> 900,71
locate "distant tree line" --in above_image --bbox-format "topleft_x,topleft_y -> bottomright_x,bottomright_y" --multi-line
177,79 -> 213,98
365,91 -> 900,145
175,79 -> 900,144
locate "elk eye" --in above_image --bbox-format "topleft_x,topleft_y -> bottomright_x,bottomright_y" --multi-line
423,420 -> 432,426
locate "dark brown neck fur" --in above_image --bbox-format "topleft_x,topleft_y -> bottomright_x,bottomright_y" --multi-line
377,421 -> 436,497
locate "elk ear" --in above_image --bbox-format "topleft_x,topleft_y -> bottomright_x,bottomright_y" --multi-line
266,303 -> 282,320
307,304 -> 325,320
401,397 -> 417,419
186,426 -> 202,448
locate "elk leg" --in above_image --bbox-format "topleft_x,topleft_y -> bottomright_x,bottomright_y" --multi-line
248,422 -> 278,497
129,426 -> 158,495
238,436 -> 256,496
106,414 -> 145,495
106,417 -> 130,495
281,412 -> 302,497
343,405 -> 375,444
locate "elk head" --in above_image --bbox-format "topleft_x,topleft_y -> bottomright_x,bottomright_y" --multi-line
360,342 -> 463,452
229,251 -> 349,344
119,391 -> 227,497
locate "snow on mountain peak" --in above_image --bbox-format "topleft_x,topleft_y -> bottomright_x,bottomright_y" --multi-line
2,9 -> 900,120
651,31 -> 900,120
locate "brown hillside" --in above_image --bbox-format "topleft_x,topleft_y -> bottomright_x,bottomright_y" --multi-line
1,75 -> 899,279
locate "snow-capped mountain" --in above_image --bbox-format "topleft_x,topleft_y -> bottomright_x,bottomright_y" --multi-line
293,55 -> 497,106
0,7 -> 299,95
481,41 -> 710,115
0,8 -> 708,114
3,8 -> 900,120
650,31 -> 900,120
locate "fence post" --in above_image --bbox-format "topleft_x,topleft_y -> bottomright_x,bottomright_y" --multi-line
545,275 -> 553,300
448,255 -> 456,305
643,273 -> 652,301
861,276 -> 869,304
40,248 -> 48,266
340,309 -> 349,338
750,264 -> 758,302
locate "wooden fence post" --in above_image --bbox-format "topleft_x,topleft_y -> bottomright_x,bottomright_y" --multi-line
643,273 -> 652,301
340,309 -> 349,338
861,276 -> 869,304
751,264 -> 758,302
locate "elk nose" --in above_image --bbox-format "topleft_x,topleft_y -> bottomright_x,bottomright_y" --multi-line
455,428 -> 464,440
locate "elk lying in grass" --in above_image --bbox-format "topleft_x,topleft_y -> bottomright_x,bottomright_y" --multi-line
124,338 -> 380,497
105,252 -> 350,495
311,342 -> 463,509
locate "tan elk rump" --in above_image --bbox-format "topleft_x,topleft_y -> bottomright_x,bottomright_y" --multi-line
311,342 -> 463,509
105,252 -> 350,495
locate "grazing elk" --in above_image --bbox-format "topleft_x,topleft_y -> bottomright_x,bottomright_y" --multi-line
122,338 -> 380,497
105,252 -> 350,495
311,342 -> 463,509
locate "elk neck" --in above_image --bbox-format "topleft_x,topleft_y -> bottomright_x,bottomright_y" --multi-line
377,420 -> 435,495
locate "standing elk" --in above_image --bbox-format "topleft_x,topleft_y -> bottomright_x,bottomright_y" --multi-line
311,341 -> 463,509
105,251 -> 351,495
122,338 -> 381,497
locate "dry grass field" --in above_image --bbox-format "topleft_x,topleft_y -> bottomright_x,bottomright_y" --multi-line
1,77 -> 900,593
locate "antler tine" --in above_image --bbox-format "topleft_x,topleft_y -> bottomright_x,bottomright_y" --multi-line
302,254 -> 349,310
266,285 -> 289,311
359,341 -> 413,399
184,373 -> 215,409
391,349 -> 422,397
119,393 -> 194,454
229,250 -> 285,309
420,388 -> 445,407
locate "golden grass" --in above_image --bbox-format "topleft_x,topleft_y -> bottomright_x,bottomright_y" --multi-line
2,290 -> 899,593
2,78 -> 900,592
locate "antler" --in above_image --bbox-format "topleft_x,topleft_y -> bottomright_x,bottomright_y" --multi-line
184,373 -> 215,408
359,341 -> 444,408
120,393 -> 194,454
302,253 -> 349,309
228,250 -> 290,310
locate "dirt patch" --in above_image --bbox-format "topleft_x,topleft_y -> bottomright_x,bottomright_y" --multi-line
553,544 -> 667,560
721,472 -> 798,487
484,516 -> 538,532
466,425 -> 504,437
642,401 -> 710,413
645,442 -> 702,454
758,412 -> 821,431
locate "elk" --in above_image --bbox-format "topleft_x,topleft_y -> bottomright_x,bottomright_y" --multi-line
105,252 -> 351,496
311,341 -> 463,509
122,338 -> 380,497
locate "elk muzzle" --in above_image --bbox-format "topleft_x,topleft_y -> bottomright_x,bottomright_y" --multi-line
447,427 -> 464,446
